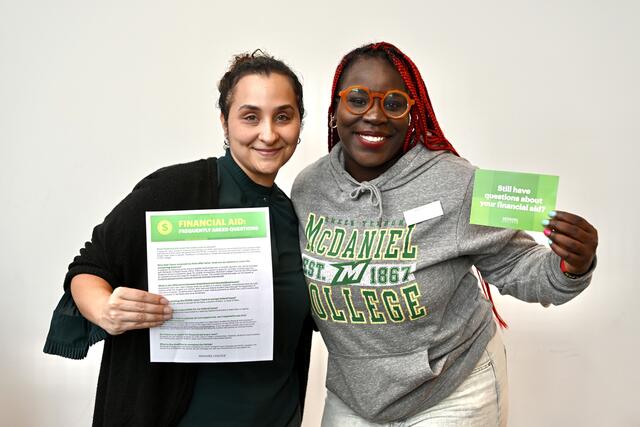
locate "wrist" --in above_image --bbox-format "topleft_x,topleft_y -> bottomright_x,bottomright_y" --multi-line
560,259 -> 587,279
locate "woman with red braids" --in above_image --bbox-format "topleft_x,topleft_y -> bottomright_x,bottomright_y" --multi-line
291,42 -> 598,426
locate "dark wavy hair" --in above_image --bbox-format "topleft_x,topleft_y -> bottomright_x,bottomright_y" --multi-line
218,49 -> 304,122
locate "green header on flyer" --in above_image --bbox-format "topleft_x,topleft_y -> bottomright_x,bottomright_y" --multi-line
470,169 -> 559,232
150,211 -> 267,242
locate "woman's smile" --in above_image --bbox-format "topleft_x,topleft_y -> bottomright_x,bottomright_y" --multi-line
355,131 -> 392,147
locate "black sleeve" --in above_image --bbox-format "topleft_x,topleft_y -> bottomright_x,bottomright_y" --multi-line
63,157 -> 219,292
63,177 -> 154,292
45,158 -> 219,360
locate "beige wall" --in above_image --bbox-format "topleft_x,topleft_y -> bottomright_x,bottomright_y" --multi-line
1,1 -> 638,425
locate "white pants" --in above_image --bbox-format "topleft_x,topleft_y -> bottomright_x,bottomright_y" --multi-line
321,330 -> 509,427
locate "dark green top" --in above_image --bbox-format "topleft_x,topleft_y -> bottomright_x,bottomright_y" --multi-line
178,150 -> 309,427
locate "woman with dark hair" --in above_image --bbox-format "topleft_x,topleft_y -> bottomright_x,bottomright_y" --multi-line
292,42 -> 598,426
45,51 -> 312,427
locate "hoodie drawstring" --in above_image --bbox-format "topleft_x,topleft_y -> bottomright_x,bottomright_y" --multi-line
349,182 -> 384,223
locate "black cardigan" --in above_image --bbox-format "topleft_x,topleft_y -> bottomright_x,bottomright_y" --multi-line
44,157 -> 312,426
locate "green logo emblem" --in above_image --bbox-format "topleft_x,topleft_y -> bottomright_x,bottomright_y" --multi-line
331,259 -> 371,286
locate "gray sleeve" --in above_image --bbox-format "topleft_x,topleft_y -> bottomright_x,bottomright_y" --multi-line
455,174 -> 593,306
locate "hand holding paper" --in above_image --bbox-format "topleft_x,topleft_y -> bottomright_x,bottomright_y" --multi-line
101,287 -> 173,335
543,210 -> 598,275
71,274 -> 172,336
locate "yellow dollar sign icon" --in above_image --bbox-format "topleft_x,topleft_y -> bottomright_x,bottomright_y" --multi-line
157,219 -> 173,235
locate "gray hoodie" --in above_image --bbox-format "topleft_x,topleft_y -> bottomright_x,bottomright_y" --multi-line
291,143 -> 593,422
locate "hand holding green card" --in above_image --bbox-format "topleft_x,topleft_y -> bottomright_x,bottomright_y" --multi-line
469,168 -> 597,275
470,169 -> 559,232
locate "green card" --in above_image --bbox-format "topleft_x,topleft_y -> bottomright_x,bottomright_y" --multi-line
470,169 -> 559,232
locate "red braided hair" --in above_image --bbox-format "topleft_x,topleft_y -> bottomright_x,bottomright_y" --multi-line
328,42 -> 458,156
327,43 -> 507,328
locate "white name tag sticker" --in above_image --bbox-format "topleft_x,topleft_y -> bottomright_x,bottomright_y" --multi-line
403,201 -> 444,226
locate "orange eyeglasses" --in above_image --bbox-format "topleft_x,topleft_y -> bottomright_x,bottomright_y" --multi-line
338,85 -> 415,119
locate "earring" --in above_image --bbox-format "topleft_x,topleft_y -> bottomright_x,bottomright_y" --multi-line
223,138 -> 230,149
329,115 -> 337,129
297,138 -> 301,145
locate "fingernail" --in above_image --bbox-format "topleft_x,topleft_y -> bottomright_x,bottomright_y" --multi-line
548,238 -> 553,245
544,228 -> 551,236
160,297 -> 169,304
548,210 -> 557,217
163,307 -> 172,314
542,219 -> 550,226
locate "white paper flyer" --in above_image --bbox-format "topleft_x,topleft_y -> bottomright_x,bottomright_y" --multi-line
145,208 -> 273,363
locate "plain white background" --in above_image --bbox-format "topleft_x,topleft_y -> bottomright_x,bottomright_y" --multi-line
1,1 -> 638,425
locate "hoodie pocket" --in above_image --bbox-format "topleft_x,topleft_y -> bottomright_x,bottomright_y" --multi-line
326,345 -> 447,420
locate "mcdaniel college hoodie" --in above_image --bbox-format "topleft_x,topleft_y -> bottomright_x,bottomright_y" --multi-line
291,143 -> 593,423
